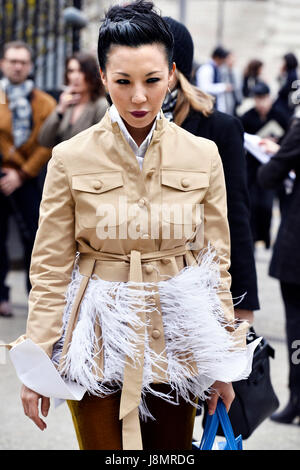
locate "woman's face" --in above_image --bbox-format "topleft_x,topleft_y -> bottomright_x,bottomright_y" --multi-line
67,59 -> 89,94
100,44 -> 175,130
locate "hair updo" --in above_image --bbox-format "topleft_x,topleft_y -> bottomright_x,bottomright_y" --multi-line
97,1 -> 174,72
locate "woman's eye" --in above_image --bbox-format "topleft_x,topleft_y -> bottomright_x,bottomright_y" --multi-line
147,78 -> 160,83
116,79 -> 130,85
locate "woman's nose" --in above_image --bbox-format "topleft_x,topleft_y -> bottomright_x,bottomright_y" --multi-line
132,89 -> 147,104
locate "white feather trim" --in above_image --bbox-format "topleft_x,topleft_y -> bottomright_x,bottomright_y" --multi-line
51,248 -> 257,419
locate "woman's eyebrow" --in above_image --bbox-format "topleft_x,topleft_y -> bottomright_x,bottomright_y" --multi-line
145,70 -> 163,76
112,70 -> 163,76
112,72 -> 130,76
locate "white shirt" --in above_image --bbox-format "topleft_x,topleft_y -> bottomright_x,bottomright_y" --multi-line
195,60 -> 227,113
109,104 -> 159,169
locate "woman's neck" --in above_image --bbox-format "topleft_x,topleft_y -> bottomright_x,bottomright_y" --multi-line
123,119 -> 156,147
77,91 -> 91,105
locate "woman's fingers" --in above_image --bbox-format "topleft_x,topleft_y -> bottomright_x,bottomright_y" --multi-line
220,386 -> 235,413
21,385 -> 48,430
207,390 -> 219,415
41,396 -> 50,417
206,381 -> 235,415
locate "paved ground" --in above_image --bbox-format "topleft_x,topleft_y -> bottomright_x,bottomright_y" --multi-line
0,245 -> 299,450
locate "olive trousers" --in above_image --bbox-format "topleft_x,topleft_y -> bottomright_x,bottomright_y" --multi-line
67,384 -> 197,450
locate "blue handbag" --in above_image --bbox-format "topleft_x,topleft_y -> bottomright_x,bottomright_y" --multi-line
193,400 -> 243,450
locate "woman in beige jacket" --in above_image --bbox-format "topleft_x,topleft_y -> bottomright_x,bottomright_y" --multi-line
6,1 -> 260,451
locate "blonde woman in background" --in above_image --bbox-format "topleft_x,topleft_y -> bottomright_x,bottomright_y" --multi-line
163,17 -> 260,325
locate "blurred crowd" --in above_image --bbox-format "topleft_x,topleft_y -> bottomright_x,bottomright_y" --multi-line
192,47 -> 299,249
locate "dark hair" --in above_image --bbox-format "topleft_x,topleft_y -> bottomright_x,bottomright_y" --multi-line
244,59 -> 263,78
97,0 -> 174,72
2,40 -> 33,61
65,52 -> 104,101
283,53 -> 298,71
252,81 -> 270,96
211,46 -> 229,60
163,16 -> 194,81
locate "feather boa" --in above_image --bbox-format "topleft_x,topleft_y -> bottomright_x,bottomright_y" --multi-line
52,248 -> 256,419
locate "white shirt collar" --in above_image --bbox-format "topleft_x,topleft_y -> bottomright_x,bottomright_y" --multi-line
109,104 -> 160,168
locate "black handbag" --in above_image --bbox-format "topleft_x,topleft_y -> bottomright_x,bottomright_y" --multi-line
202,327 -> 280,439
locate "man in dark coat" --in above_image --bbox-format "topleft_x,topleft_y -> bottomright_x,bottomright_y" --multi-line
241,82 -> 288,248
258,117 -> 300,423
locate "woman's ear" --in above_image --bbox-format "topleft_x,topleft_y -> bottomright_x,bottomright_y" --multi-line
168,63 -> 177,90
99,67 -> 107,87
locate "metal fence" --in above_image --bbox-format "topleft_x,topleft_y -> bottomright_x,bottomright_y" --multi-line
0,0 -> 83,93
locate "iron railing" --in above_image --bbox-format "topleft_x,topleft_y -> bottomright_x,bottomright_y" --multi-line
0,0 -> 83,93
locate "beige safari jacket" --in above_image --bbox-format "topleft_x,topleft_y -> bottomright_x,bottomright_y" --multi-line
8,109 -> 250,449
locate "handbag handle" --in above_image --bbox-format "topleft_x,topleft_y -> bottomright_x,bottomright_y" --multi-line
216,400 -> 239,449
199,400 -> 239,450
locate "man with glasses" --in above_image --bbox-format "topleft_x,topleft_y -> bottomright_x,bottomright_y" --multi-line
0,41 -> 56,317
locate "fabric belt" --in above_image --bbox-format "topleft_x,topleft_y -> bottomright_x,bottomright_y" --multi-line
59,245 -> 188,450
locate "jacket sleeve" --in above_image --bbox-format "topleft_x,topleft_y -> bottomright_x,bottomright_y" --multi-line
191,143 -> 249,347
94,97 -> 108,123
21,145 -> 53,177
219,116 -> 259,311
24,147 -> 77,357
38,109 -> 62,148
258,118 -> 300,189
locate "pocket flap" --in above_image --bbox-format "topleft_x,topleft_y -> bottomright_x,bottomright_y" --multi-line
72,171 -> 123,194
161,169 -> 209,191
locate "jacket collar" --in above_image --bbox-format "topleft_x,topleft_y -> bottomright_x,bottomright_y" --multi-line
100,105 -> 168,140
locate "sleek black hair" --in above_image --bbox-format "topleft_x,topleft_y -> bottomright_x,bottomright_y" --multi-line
97,1 -> 174,72
283,52 -> 298,71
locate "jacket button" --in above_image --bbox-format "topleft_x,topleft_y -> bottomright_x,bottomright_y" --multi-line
93,180 -> 102,190
161,258 -> 171,265
145,265 -> 154,274
138,198 -> 146,208
181,178 -> 190,188
152,329 -> 161,339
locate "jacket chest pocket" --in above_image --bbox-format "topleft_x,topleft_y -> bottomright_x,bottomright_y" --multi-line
160,169 -> 209,241
72,171 -> 124,229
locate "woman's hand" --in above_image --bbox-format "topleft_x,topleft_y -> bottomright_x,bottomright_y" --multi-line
234,308 -> 254,325
0,168 -> 23,196
206,381 -> 235,415
259,138 -> 280,155
56,86 -> 81,114
21,384 -> 50,430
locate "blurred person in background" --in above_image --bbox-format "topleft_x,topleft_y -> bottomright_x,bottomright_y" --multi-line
163,16 -> 260,325
242,59 -> 264,98
195,46 -> 233,114
220,51 -> 243,116
274,52 -> 299,126
241,82 -> 288,249
258,117 -> 300,424
38,51 -> 107,148
0,41 -> 56,317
